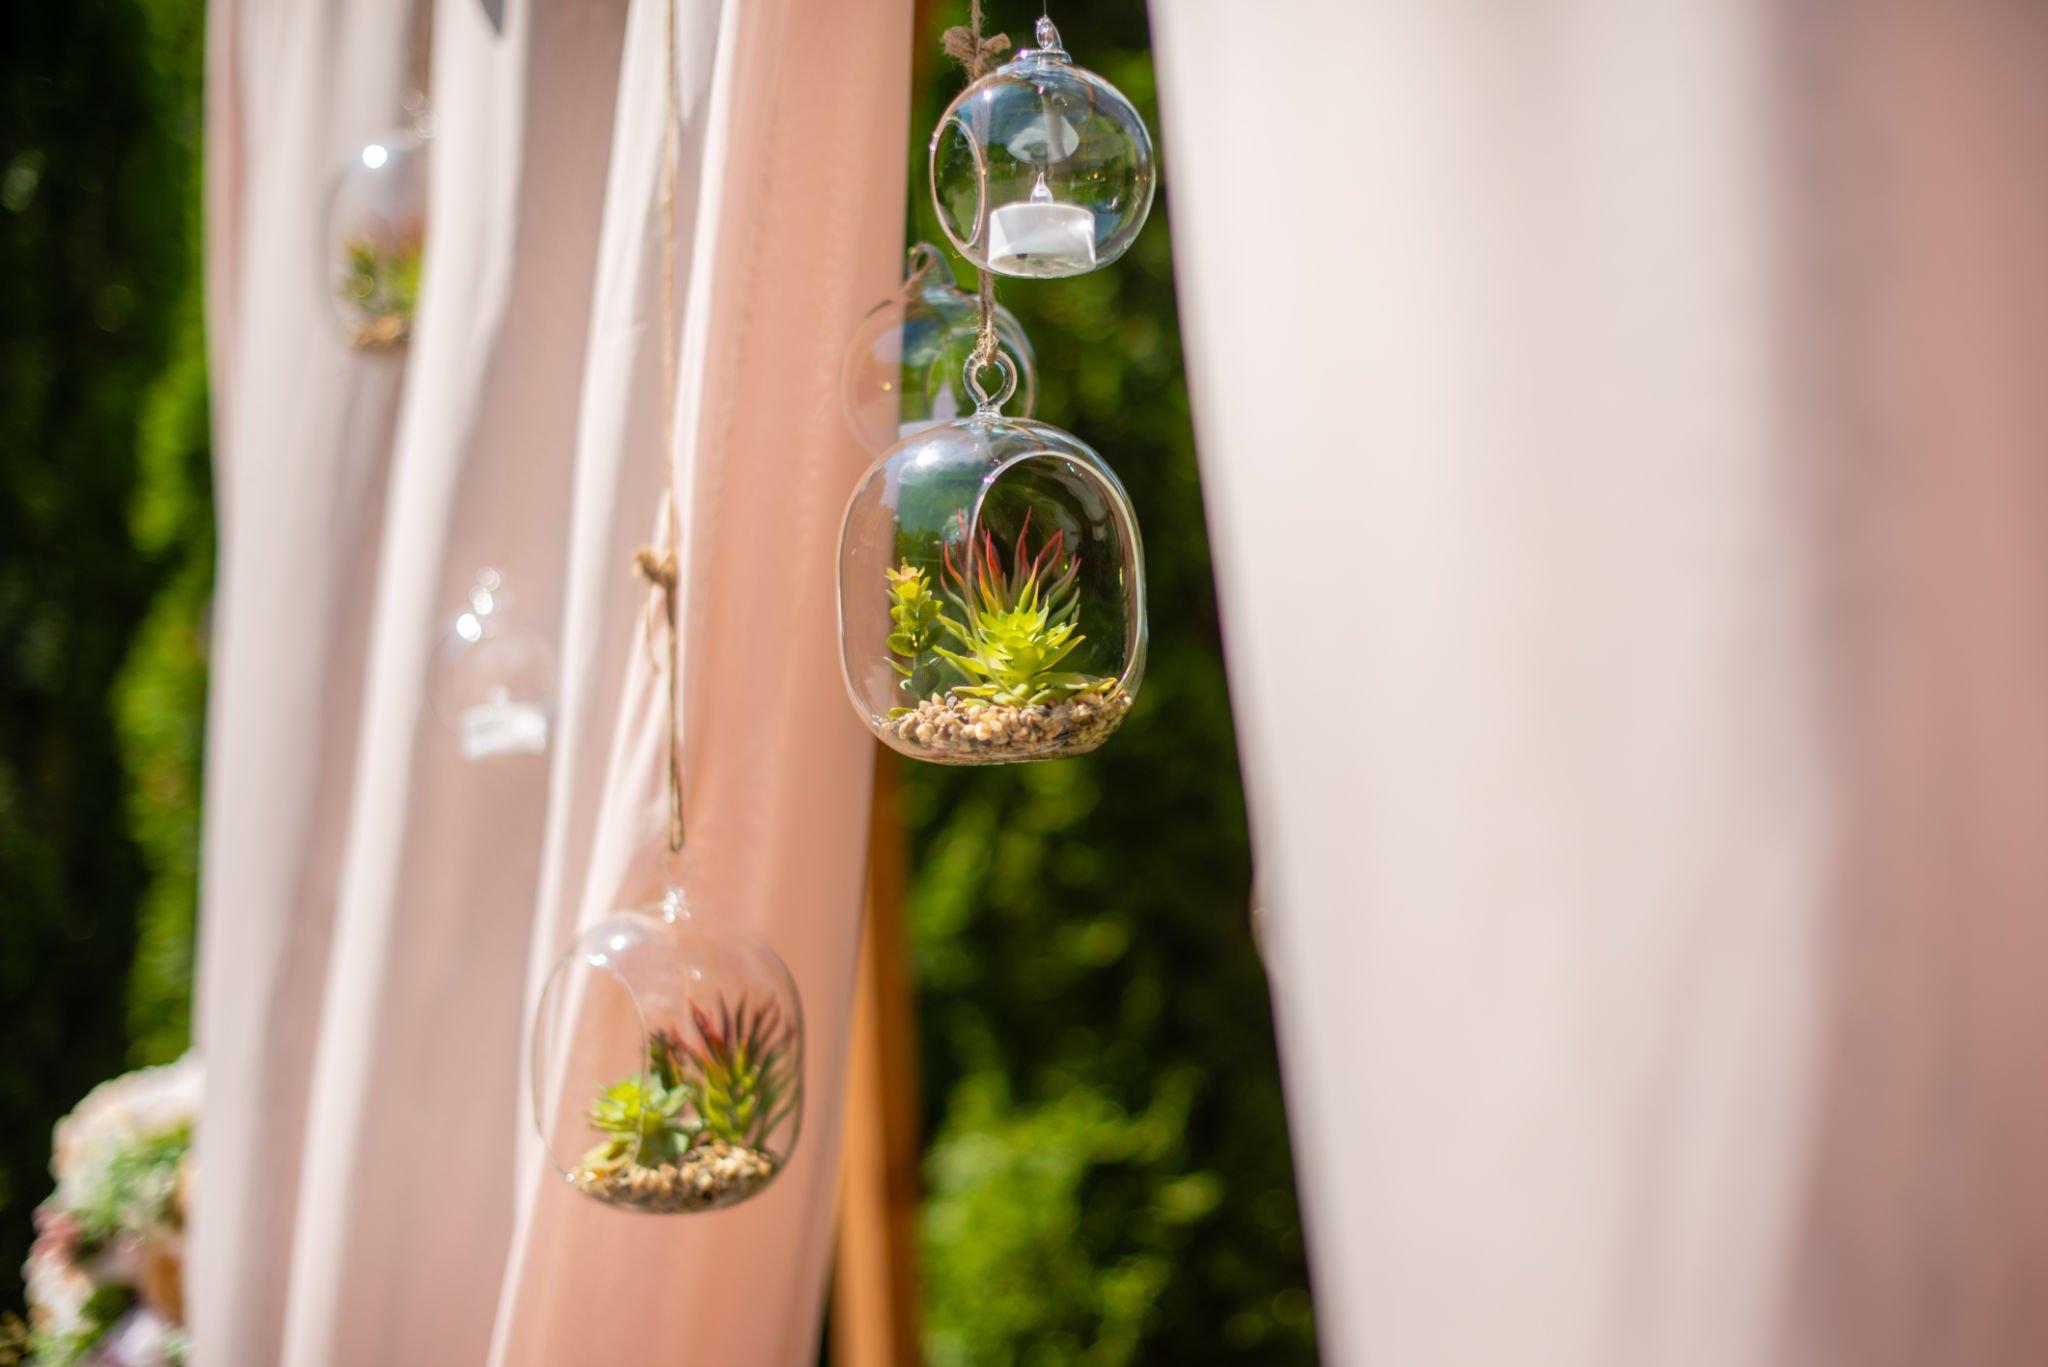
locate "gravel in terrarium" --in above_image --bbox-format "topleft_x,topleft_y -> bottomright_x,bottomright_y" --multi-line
883,688 -> 1129,763
569,1141 -> 778,1214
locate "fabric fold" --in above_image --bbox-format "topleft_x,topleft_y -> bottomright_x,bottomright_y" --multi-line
196,0 -> 908,1362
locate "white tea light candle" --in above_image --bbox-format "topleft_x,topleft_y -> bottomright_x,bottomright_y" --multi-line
987,175 -> 1097,276
929,16 -> 1155,280
459,693 -> 550,759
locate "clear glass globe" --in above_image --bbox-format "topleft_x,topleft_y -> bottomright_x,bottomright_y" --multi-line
328,129 -> 426,349
428,569 -> 554,760
930,18 -> 1156,279
530,887 -> 804,1214
841,242 -> 1037,454
838,353 -> 1146,764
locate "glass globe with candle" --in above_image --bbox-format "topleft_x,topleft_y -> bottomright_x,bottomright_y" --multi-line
429,568 -> 555,761
841,242 -> 1038,454
930,17 -> 1156,279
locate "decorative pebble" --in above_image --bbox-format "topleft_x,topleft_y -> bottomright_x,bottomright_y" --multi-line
883,689 -> 1131,764
344,312 -> 410,350
570,1142 -> 779,1214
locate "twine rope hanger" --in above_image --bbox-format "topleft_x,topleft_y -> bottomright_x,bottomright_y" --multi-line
640,0 -> 1018,854
634,0 -> 687,856
942,0 -> 1010,377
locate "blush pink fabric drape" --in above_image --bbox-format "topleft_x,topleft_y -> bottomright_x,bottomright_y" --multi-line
1150,2 -> 2048,1364
194,0 -> 907,1362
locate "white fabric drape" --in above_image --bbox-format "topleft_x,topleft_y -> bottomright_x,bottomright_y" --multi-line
1152,2 -> 2048,1364
195,0 -> 908,1362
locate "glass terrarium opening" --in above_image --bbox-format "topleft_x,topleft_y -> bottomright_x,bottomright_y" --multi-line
531,904 -> 804,1215
930,19 -> 1156,279
840,243 -> 1036,453
839,413 -> 1146,764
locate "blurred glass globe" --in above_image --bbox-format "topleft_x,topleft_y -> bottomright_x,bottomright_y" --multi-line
428,568 -> 554,761
328,127 -> 426,349
841,242 -> 1037,454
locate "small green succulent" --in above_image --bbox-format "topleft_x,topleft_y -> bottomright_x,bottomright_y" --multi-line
580,994 -> 796,1173
885,562 -> 948,715
581,1073 -> 696,1173
886,564 -> 941,669
934,512 -> 1111,709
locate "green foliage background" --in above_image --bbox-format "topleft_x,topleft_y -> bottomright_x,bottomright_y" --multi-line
0,0 -> 208,1321
901,6 -> 1313,1362
0,0 -> 1313,1357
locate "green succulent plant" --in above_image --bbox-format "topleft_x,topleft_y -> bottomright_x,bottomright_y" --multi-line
933,512 -> 1112,709
668,998 -> 798,1152
580,1073 -> 695,1173
579,994 -> 796,1174
885,563 -> 944,711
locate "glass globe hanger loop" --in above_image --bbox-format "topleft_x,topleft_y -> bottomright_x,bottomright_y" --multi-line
839,242 -> 1037,454
964,347 -> 1020,414
1027,14 -> 1067,60
904,238 -> 947,287
929,14 -> 1157,279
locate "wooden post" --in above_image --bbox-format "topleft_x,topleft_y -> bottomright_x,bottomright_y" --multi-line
832,755 -> 921,1367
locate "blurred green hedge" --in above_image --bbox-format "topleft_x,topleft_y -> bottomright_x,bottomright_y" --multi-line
0,0 -> 208,1320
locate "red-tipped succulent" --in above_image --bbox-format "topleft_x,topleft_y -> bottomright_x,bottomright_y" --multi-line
932,509 -> 1109,708
668,996 -> 799,1152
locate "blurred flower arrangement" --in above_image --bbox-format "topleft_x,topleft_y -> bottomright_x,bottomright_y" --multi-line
3,1056 -> 198,1367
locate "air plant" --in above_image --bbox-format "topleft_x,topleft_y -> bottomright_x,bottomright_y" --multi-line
932,510 -> 1112,709
578,994 -> 796,1177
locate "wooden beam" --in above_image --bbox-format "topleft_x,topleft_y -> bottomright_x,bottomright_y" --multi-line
832,755 -> 921,1367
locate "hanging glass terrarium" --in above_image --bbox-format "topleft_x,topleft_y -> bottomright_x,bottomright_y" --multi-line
328,124 -> 427,350
930,17 -> 1156,279
530,884 -> 803,1214
841,242 -> 1037,454
429,568 -> 555,760
838,351 -> 1146,764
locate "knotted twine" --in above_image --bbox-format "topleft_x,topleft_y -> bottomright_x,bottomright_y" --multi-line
636,1 -> 1018,851
635,0 -> 687,855
941,0 -> 1010,374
